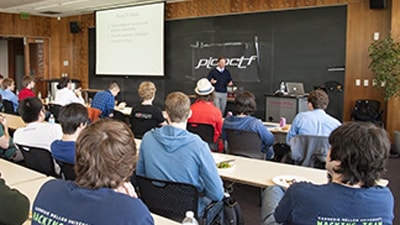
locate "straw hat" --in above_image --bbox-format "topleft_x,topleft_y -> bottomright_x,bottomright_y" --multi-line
195,78 -> 215,95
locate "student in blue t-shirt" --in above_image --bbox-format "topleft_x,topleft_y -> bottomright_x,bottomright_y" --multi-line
51,103 -> 88,164
261,122 -> 394,225
33,120 -> 154,225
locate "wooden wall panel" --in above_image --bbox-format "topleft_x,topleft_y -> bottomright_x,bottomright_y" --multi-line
0,13 -> 50,37
386,0 -> 400,141
343,1 -> 391,121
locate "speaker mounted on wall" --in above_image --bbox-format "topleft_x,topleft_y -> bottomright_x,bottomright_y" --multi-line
70,21 -> 79,33
369,0 -> 386,9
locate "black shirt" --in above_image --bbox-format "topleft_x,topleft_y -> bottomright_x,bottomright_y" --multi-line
130,104 -> 165,139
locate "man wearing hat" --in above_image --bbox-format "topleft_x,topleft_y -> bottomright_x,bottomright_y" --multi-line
188,78 -> 224,152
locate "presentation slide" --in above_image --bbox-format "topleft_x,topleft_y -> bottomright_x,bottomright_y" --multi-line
96,3 -> 164,76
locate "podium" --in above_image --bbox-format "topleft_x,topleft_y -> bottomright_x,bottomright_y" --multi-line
265,94 -> 308,123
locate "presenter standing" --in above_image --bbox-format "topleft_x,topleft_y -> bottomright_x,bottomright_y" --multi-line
207,56 -> 233,115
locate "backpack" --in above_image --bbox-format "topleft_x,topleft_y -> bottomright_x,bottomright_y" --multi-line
222,194 -> 244,225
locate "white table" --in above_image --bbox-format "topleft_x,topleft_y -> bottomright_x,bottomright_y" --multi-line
2,113 -> 26,130
0,159 -> 47,185
115,106 -> 132,116
213,153 -> 328,188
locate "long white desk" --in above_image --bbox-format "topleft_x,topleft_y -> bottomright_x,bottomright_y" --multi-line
213,153 -> 328,188
2,113 -> 26,130
0,159 -> 47,185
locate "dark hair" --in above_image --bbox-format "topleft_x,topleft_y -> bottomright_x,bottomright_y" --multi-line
2,78 -> 14,89
18,97 -> 43,123
58,103 -> 88,134
328,122 -> 390,188
0,74 -> 4,79
165,92 -> 191,123
21,75 -> 35,87
75,119 -> 137,189
308,89 -> 329,109
233,90 -> 257,115
217,56 -> 226,63
57,77 -> 71,90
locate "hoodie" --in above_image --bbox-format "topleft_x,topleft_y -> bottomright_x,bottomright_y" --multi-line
136,125 -> 224,203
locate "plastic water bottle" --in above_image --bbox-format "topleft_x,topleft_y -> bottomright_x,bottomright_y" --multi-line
182,211 -> 198,225
49,114 -> 55,124
38,91 -> 42,100
279,81 -> 286,93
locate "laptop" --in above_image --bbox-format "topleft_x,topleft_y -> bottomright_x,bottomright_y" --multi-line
286,82 -> 305,96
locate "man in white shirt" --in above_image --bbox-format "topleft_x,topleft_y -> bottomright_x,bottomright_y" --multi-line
14,97 -> 63,151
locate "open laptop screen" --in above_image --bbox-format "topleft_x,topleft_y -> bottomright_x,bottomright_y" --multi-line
286,82 -> 305,95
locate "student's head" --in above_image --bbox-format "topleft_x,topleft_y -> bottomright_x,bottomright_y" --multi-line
0,74 -> 4,85
18,97 -> 44,123
194,78 -> 215,102
165,92 -> 191,123
57,77 -> 71,90
233,90 -> 257,115
138,81 -> 156,101
75,119 -> 137,189
217,56 -> 227,68
307,89 -> 329,110
327,122 -> 390,188
58,103 -> 88,135
21,75 -> 35,89
2,78 -> 15,91
108,81 -> 120,97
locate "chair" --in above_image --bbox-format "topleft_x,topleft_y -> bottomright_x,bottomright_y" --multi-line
187,122 -> 216,149
2,100 -> 16,114
56,160 -> 76,180
48,103 -> 62,122
135,175 -> 215,224
288,135 -> 330,169
16,144 -> 60,177
224,129 -> 265,159
351,99 -> 383,126
87,107 -> 101,122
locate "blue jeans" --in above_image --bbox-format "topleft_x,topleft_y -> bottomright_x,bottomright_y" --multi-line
199,197 -> 224,225
261,186 -> 285,225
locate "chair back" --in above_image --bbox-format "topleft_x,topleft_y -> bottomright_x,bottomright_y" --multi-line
187,122 -> 215,144
289,135 -> 330,169
48,104 -> 62,122
16,144 -> 59,177
225,129 -> 265,159
135,175 -> 199,222
87,107 -> 101,122
56,160 -> 76,180
2,100 -> 15,114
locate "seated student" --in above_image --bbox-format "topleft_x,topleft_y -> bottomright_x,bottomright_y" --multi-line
136,92 -> 224,224
261,122 -> 394,225
51,103 -> 88,164
286,89 -> 341,144
18,75 -> 36,101
0,176 -> 30,225
222,90 -> 274,159
0,114 -> 23,162
91,81 -> 121,118
188,78 -> 223,152
130,81 -> 165,139
32,120 -> 154,225
14,97 -> 63,151
1,78 -> 19,113
53,76 -> 85,106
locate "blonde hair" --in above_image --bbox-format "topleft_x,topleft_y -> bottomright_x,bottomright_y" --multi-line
138,81 -> 156,100
165,92 -> 190,123
75,119 -> 137,189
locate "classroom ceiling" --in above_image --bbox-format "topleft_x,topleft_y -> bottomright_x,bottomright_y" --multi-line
0,0 -> 187,17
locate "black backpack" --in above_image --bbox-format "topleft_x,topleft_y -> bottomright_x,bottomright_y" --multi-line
222,194 -> 244,225
351,99 -> 383,126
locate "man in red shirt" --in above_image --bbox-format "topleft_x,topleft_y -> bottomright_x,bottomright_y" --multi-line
18,75 -> 36,101
188,78 -> 224,152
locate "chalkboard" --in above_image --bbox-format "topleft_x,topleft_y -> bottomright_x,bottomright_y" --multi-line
89,5 -> 346,120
